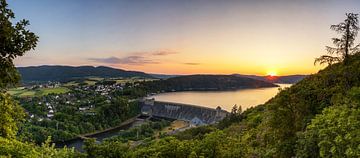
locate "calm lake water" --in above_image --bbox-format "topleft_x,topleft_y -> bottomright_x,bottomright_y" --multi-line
147,84 -> 292,112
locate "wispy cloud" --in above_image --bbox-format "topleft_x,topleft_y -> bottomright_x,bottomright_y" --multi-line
88,50 -> 178,66
152,51 -> 178,56
183,62 -> 201,65
88,56 -> 159,65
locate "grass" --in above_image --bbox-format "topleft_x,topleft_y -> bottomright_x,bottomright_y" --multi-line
7,87 -> 26,96
8,87 -> 70,97
63,77 -> 158,86
63,81 -> 78,87
84,80 -> 97,85
36,87 -> 70,96
19,91 -> 36,97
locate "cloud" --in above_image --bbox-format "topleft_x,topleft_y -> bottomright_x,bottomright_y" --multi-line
183,62 -> 201,65
88,50 -> 178,66
88,56 -> 159,65
152,51 -> 178,56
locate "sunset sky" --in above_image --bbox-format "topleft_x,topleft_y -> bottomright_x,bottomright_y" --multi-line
9,0 -> 360,75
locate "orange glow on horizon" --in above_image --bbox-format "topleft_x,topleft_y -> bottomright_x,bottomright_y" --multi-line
266,70 -> 277,77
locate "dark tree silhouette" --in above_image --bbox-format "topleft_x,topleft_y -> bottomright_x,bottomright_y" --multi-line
0,0 -> 38,90
315,13 -> 359,65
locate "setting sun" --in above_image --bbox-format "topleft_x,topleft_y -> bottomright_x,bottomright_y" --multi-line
266,71 -> 277,76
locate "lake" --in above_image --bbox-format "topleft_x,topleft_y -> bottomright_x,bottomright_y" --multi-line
147,84 -> 292,111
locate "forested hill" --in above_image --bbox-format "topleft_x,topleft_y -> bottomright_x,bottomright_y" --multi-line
84,53 -> 360,158
222,54 -> 360,157
17,65 -> 154,82
141,74 -> 278,92
233,74 -> 307,83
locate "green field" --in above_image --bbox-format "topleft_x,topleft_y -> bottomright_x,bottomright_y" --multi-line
62,77 -> 158,86
8,87 -> 70,97
63,81 -> 78,87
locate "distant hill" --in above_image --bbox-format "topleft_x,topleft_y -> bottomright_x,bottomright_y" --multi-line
233,74 -> 307,84
17,65 -> 154,82
149,74 -> 182,79
141,75 -> 278,92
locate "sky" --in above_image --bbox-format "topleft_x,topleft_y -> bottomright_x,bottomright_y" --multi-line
8,0 -> 360,75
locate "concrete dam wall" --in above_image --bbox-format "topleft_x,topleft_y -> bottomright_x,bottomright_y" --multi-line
140,99 -> 229,125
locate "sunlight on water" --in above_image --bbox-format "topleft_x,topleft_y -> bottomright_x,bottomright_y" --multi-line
148,84 -> 292,112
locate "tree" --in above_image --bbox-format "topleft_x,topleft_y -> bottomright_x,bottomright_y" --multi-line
296,106 -> 360,157
0,0 -> 38,90
0,93 -> 25,138
0,0 -> 38,138
315,13 -> 359,65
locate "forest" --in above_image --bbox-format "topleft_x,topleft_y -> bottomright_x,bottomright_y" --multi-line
138,75 -> 277,93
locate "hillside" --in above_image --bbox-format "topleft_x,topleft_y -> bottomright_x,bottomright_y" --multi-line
149,73 -> 182,79
234,74 -> 307,83
17,65 -> 154,82
252,55 -> 360,157
83,54 -> 360,157
140,74 -> 278,92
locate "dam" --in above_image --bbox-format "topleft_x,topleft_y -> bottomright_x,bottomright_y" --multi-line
140,98 -> 229,125
58,99 -> 229,151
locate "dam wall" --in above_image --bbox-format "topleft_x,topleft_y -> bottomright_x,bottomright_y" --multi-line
140,98 -> 228,125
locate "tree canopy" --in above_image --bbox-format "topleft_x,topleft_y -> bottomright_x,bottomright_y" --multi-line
0,0 -> 37,138
0,0 -> 38,90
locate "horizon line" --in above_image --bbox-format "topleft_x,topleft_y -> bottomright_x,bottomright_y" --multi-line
16,64 -> 311,76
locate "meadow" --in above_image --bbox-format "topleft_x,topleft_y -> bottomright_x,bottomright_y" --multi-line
7,87 -> 70,97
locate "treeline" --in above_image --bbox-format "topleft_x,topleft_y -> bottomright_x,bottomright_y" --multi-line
138,75 -> 277,93
18,65 -> 153,83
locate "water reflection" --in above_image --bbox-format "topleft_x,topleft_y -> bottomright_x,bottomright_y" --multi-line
148,84 -> 292,111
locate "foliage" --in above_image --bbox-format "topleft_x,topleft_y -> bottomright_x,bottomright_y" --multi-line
217,104 -> 243,129
84,138 -> 129,158
0,137 -> 82,158
105,120 -> 170,142
174,125 -> 217,140
296,105 -> 360,158
18,95 -> 140,143
0,1 -> 81,157
0,90 -> 25,139
296,87 -> 360,157
0,0 -> 38,90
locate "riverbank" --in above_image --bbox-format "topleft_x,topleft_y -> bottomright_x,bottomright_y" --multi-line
55,115 -> 144,152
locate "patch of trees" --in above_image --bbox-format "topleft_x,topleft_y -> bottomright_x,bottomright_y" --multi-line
17,65 -> 153,83
18,95 -> 140,144
139,75 -> 278,93
102,119 -> 170,143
